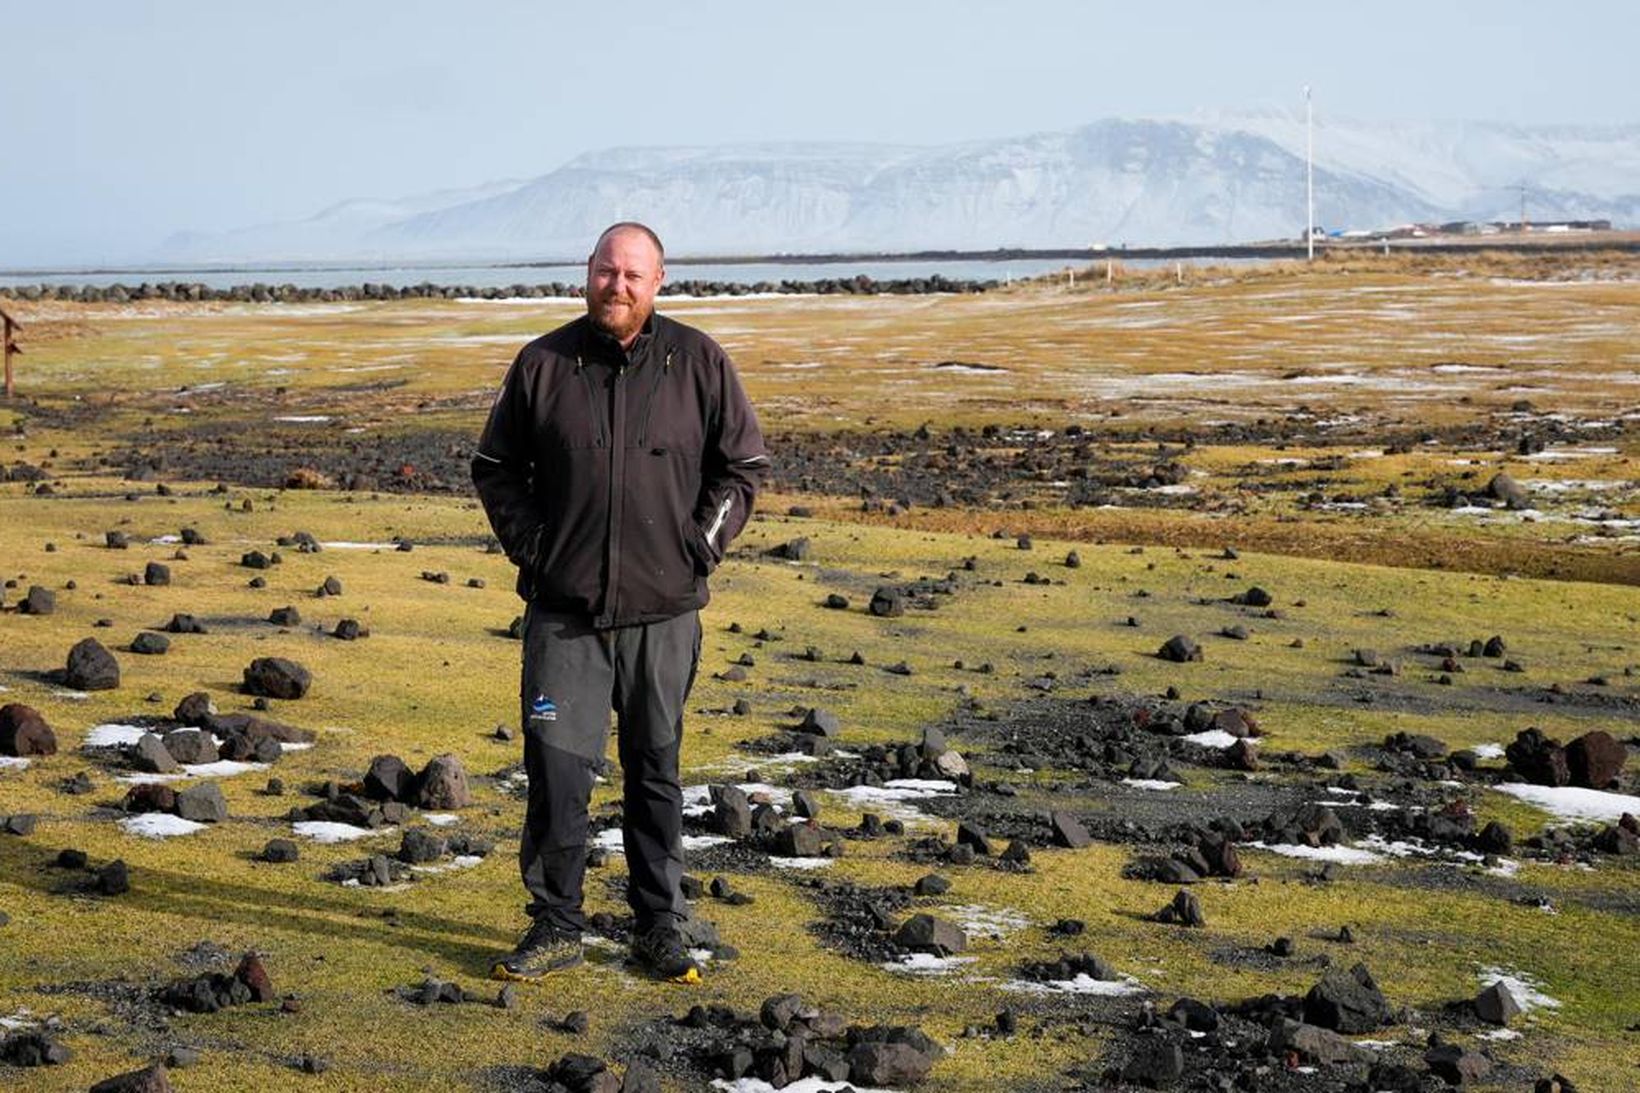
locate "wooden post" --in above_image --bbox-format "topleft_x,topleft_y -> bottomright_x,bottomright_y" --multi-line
0,307 -> 20,400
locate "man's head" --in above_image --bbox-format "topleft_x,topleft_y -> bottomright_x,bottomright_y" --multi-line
586,222 -> 665,348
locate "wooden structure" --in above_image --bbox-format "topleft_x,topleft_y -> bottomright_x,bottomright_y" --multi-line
0,306 -> 18,399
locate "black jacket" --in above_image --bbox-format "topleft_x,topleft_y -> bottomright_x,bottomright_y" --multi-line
472,312 -> 768,628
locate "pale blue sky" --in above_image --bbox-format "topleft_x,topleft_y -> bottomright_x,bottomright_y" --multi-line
4,0 -> 1635,265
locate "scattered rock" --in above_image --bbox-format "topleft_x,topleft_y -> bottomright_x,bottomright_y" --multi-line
1157,635 -> 1202,663
89,1062 -> 173,1092
1303,963 -> 1390,1033
893,913 -> 967,955
243,657 -> 311,699
65,637 -> 121,690
416,754 -> 472,809
0,704 -> 57,756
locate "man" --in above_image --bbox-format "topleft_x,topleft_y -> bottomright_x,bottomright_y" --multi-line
472,222 -> 767,983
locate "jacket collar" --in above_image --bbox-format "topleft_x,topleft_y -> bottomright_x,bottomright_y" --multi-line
582,311 -> 658,364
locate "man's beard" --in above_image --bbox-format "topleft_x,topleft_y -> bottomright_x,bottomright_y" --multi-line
588,294 -> 649,344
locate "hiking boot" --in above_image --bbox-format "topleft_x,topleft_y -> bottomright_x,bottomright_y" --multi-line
491,919 -> 583,981
629,922 -> 701,983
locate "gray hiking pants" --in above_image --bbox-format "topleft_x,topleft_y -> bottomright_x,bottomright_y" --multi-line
518,606 -> 701,934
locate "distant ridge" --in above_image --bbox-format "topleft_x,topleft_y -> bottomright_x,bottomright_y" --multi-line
155,115 -> 1640,264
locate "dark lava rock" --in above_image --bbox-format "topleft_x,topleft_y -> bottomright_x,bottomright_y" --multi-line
713,785 -> 752,837
799,707 -> 841,737
955,821 -> 992,856
106,530 -> 130,550
66,637 -> 121,690
1158,635 -> 1202,663
131,631 -> 170,655
1121,1036 -> 1186,1087
1233,586 -> 1273,607
20,585 -> 56,615
1303,962 -> 1390,1033
164,613 -> 207,634
261,838 -> 300,863
848,1038 -> 937,1086
175,782 -> 229,823
398,828 -> 447,864
173,691 -> 216,725
1506,728 -> 1570,787
1485,472 -> 1529,509
416,753 -> 472,809
364,754 -> 416,802
868,586 -> 905,617
1065,550 -> 1081,568
2,814 -> 37,836
0,704 -> 57,756
143,562 -> 171,587
98,859 -> 131,895
124,783 -> 177,814
1153,889 -> 1205,927
1425,1038 -> 1493,1085
130,733 -> 180,773
893,913 -> 967,955
162,728 -> 217,765
823,593 -> 849,609
318,575 -> 343,597
1565,730 -> 1625,789
243,656 -> 311,699
269,605 -> 301,626
766,537 -> 811,561
1474,981 -> 1522,1026
1050,810 -> 1091,848
88,1062 -> 173,1092
0,1029 -> 73,1066
333,618 -> 366,640
913,873 -> 951,896
1267,1018 -> 1373,1066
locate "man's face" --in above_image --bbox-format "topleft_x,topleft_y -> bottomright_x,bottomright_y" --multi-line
586,229 -> 664,346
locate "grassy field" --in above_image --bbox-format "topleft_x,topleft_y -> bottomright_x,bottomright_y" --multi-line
1,252 -> 1637,1091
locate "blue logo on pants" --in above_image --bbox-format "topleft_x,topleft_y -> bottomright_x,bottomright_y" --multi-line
530,693 -> 557,721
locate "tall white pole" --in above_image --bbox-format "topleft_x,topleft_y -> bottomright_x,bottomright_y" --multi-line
1305,85 -> 1315,261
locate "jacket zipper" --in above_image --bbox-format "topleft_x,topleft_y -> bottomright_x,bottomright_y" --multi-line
704,494 -> 734,550
636,350 -> 672,445
575,356 -> 605,447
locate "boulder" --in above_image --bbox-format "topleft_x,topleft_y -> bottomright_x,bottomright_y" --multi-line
89,1063 -> 173,1092
65,638 -> 121,691
243,657 -> 311,699
261,838 -> 300,863
175,782 -> 229,823
143,562 -> 171,587
164,613 -> 207,634
0,1029 -> 73,1066
398,828 -> 447,864
798,707 -> 841,736
1506,728 -> 1570,787
1121,1038 -> 1186,1087
416,753 -> 472,809
1564,730 -> 1625,789
268,606 -> 301,626
20,585 -> 56,615
162,729 -> 217,765
173,692 -> 216,725
893,913 -> 966,955
868,586 -> 904,617
1485,473 -> 1529,509
1267,1018 -> 1373,1066
1474,981 -> 1522,1026
0,704 -> 57,756
1158,635 -> 1202,662
1303,963 -> 1390,1033
1425,1040 -> 1493,1086
124,783 -> 177,814
848,1040 -> 935,1086
1050,810 -> 1091,849
131,632 -> 170,655
363,754 -> 416,801
776,822 -> 823,858
131,733 -> 180,774
713,785 -> 752,837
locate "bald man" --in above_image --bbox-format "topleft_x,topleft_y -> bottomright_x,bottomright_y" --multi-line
473,222 -> 768,983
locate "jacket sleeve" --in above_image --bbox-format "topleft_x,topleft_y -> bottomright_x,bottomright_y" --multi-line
471,350 -> 545,569
687,345 -> 768,573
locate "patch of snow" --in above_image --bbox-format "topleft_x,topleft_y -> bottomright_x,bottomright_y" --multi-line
51,690 -> 90,701
423,813 -> 460,826
272,415 -> 333,423
1478,969 -> 1559,1013
115,760 -> 268,783
1491,783 -> 1640,822
0,1009 -> 36,1030
1471,743 -> 1505,760
879,952 -> 977,976
713,1077 -> 901,1093
769,856 -> 835,870
1521,446 -> 1618,461
119,813 -> 207,839
412,855 -> 483,874
948,904 -> 1029,937
1477,1028 -> 1523,1041
683,834 -> 733,850
83,723 -> 150,748
0,757 -> 30,770
318,541 -> 398,550
1181,729 -> 1238,749
1121,778 -> 1181,791
1246,841 -> 1385,864
682,781 -> 791,817
280,741 -> 315,752
834,779 -> 958,804
1002,973 -> 1145,996
293,821 -> 390,843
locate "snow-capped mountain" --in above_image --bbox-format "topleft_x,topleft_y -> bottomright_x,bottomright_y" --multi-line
155,116 -> 1638,263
